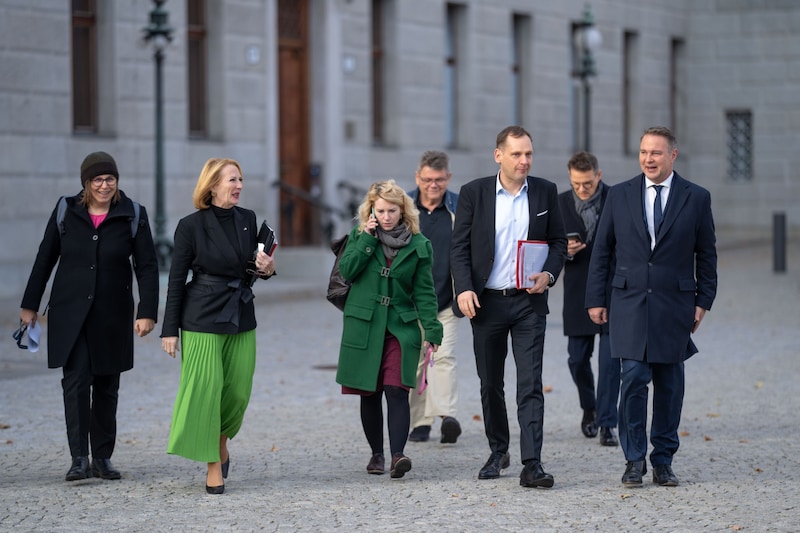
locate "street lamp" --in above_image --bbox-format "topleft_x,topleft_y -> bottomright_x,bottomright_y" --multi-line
143,0 -> 174,270
574,5 -> 602,152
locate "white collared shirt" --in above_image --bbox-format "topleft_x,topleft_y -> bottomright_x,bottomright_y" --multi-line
644,172 -> 674,249
486,173 -> 530,289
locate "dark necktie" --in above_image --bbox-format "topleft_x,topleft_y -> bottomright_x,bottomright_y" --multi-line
653,185 -> 664,234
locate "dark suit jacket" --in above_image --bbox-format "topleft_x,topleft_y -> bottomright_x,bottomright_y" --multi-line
450,175 -> 567,317
559,184 -> 609,337
161,207 -> 262,337
585,172 -> 717,364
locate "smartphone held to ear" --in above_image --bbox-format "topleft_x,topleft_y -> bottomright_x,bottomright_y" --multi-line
369,207 -> 377,235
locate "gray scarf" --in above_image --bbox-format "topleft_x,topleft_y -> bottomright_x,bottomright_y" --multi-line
376,224 -> 412,260
572,182 -> 605,243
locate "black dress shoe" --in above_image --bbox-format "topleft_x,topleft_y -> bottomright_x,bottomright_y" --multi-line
408,425 -> 431,442
652,464 -> 679,486
221,456 -> 230,479
519,460 -> 554,488
478,452 -> 511,479
66,456 -> 91,481
440,417 -> 462,444
91,458 -> 121,480
621,460 -> 647,485
581,409 -> 598,438
205,483 -> 225,495
598,426 -> 619,447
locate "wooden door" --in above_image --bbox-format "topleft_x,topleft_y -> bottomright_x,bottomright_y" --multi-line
278,0 -> 317,246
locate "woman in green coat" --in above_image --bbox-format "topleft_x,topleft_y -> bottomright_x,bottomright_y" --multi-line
336,179 -> 443,479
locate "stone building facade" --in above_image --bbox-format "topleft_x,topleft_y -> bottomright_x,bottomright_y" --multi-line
1,0 -> 797,299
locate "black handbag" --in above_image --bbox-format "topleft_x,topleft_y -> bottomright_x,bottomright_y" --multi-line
326,234 -> 350,311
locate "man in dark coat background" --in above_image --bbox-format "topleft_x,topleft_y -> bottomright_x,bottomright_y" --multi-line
558,151 -> 619,447
586,126 -> 717,487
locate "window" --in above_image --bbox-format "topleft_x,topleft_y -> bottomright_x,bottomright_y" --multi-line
670,38 -> 686,139
187,0 -> 208,137
445,3 -> 466,148
622,30 -> 639,154
371,0 -> 385,144
511,14 -> 531,126
72,0 -> 97,132
726,111 -> 753,182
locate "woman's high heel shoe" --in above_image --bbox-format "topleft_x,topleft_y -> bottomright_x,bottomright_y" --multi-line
205,483 -> 224,495
221,456 -> 230,479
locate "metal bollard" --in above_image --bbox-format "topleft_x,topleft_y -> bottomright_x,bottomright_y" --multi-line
773,212 -> 786,273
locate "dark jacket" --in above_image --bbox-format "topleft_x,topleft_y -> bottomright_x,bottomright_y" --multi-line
408,187 -> 459,310
586,172 -> 718,363
559,184 -> 609,337
450,175 -> 567,317
408,188 -> 459,219
161,207 -> 264,337
21,191 -> 159,373
336,226 -> 443,391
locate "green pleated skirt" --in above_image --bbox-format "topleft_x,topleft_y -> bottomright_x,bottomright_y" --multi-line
167,329 -> 256,462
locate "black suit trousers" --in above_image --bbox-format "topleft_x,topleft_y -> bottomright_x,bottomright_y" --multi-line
471,292 -> 546,463
61,328 -> 120,459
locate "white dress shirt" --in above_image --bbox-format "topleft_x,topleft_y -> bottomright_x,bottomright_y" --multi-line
644,172 -> 674,250
486,173 -> 529,290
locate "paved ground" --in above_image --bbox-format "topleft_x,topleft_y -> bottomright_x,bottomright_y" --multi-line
0,236 -> 798,532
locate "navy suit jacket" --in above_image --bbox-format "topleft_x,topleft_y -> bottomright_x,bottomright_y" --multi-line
450,175 -> 567,317
585,172 -> 717,363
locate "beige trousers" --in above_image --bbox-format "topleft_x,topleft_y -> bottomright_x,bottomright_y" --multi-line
410,307 -> 459,428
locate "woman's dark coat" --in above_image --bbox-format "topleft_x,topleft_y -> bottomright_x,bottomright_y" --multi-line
21,191 -> 160,374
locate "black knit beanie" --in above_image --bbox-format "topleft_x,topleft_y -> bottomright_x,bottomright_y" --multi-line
80,151 -> 119,186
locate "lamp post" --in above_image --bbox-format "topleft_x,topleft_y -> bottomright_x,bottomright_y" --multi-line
574,5 -> 602,152
143,0 -> 174,270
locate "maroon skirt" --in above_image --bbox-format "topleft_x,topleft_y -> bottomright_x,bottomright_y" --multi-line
342,334 -> 409,395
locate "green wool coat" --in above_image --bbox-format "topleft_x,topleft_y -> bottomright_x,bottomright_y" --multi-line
336,226 -> 443,391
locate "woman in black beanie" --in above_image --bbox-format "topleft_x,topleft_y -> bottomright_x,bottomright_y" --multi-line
20,151 -> 160,482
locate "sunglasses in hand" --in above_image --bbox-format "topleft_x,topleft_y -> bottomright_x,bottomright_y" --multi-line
12,320 -> 28,350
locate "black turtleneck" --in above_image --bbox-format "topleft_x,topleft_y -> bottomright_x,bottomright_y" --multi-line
210,205 -> 242,261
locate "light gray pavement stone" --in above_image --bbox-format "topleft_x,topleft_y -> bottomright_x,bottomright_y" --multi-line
1,236 -> 798,532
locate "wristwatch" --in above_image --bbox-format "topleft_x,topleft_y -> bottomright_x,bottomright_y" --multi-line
545,271 -> 555,287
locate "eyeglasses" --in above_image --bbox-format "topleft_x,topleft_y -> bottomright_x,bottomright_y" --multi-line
91,176 -> 117,187
419,177 -> 449,186
12,320 -> 28,350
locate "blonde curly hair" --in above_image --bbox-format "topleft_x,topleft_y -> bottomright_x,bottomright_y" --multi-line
356,179 -> 420,235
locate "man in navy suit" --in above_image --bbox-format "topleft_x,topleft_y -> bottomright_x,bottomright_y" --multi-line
451,125 -> 566,488
586,126 -> 717,487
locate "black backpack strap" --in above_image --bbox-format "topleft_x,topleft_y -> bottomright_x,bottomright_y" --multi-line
56,196 -> 67,237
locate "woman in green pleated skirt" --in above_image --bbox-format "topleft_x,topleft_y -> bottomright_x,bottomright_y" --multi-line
168,330 -> 256,462
160,158 -> 275,494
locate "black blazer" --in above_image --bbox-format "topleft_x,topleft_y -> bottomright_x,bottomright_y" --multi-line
450,175 -> 567,317
558,184 -> 609,337
161,207 -> 263,337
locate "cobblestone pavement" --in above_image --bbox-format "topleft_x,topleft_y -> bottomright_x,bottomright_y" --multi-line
1,238 -> 798,532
